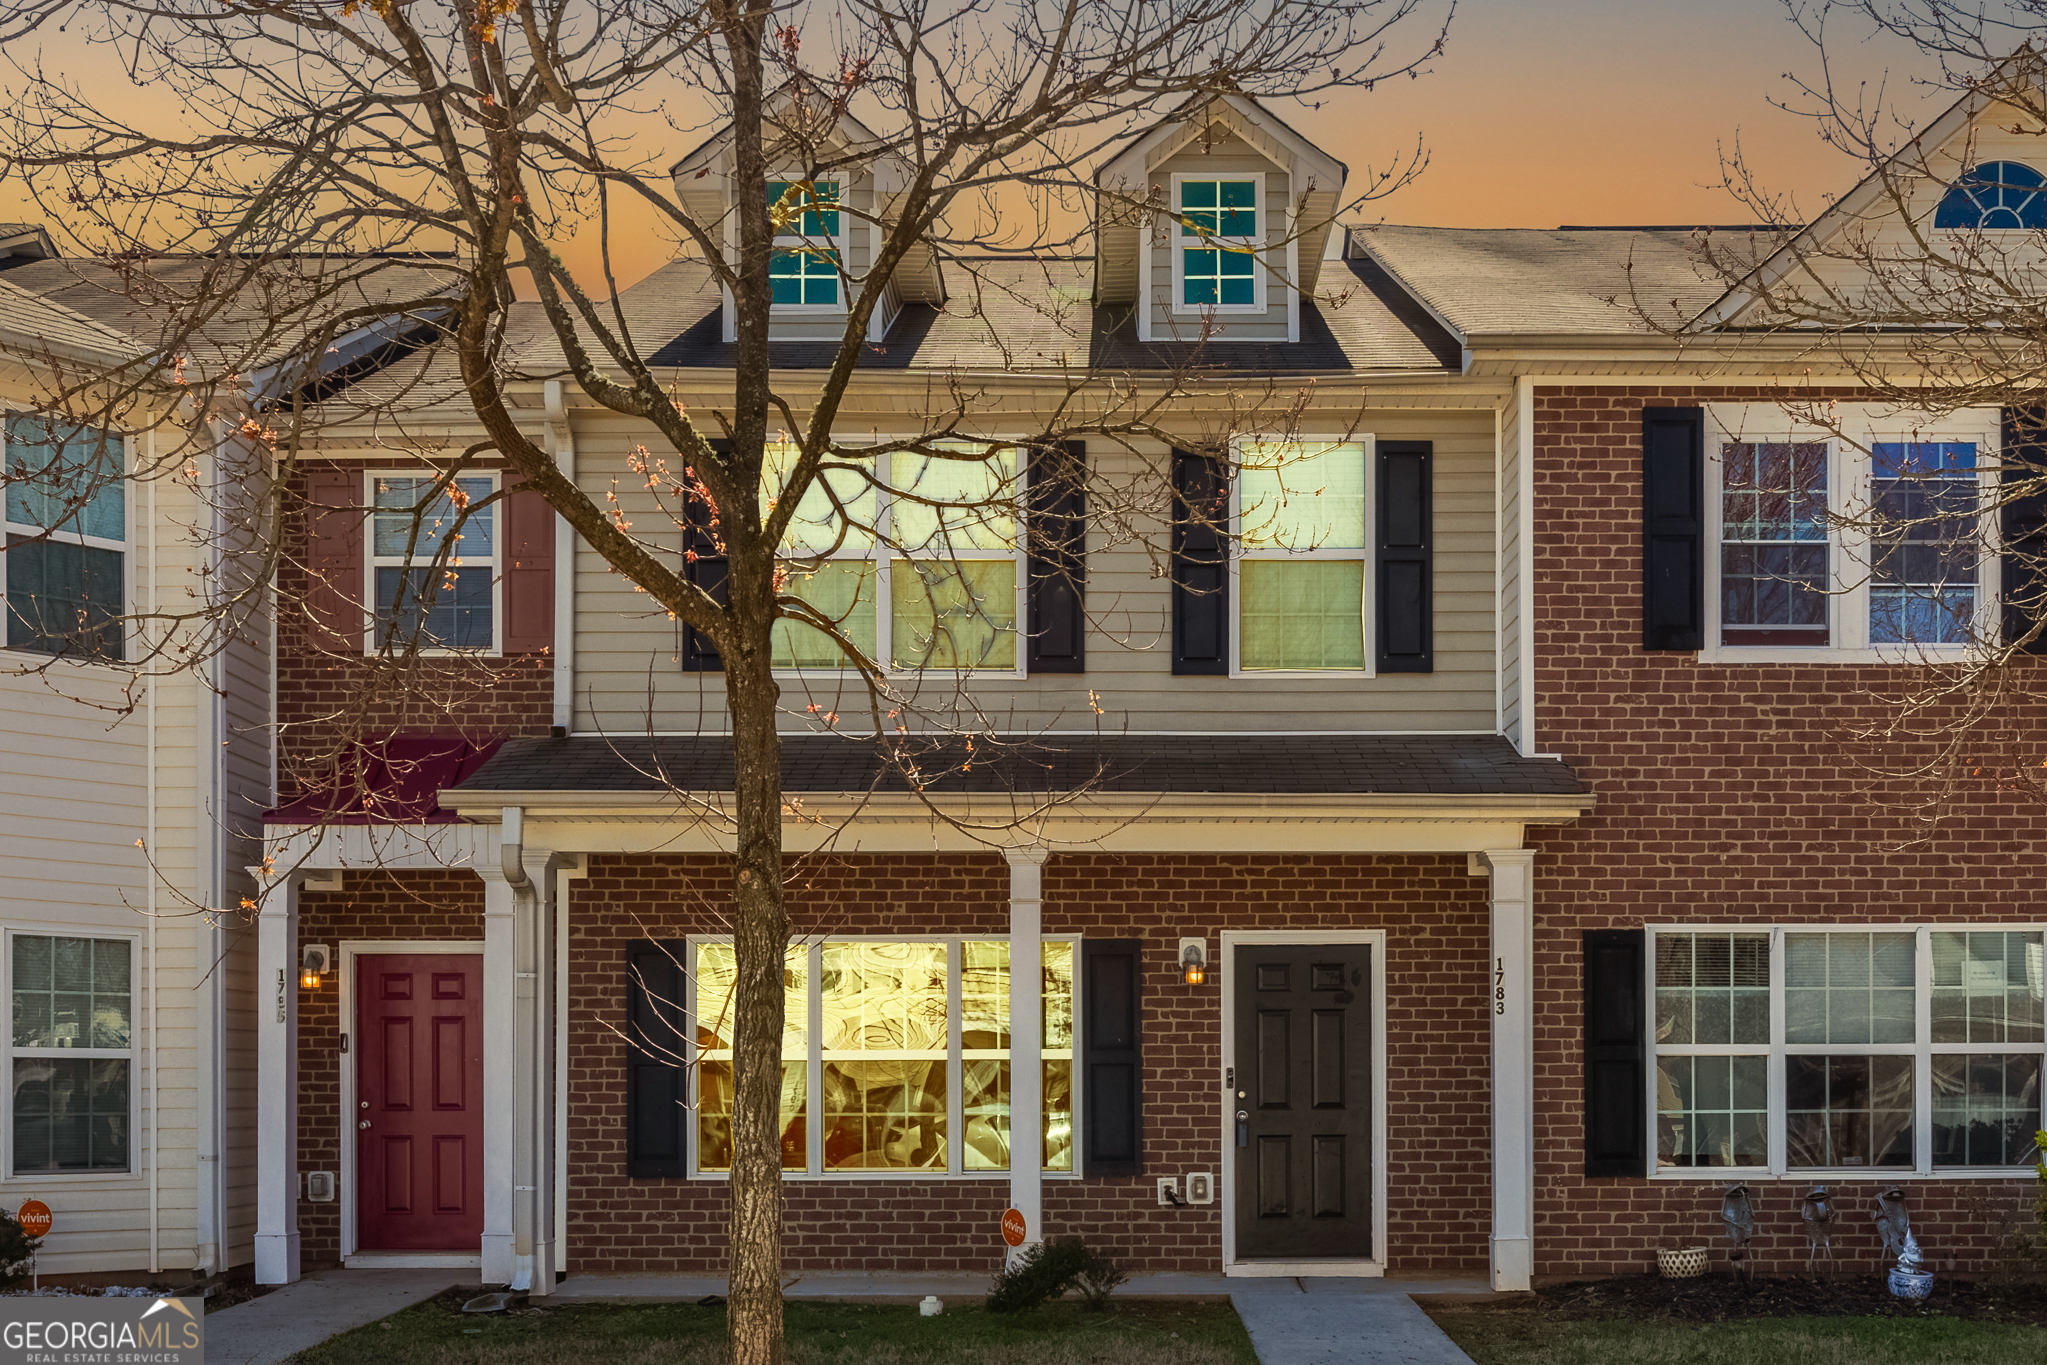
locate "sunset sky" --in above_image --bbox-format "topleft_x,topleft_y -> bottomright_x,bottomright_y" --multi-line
0,0 -> 1962,292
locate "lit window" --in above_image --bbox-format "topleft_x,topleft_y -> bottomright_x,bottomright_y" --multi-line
1176,178 -> 1260,309
1934,161 -> 2047,229
1650,925 -> 2044,1175
11,935 -> 132,1174
370,473 -> 496,651
768,180 -> 842,307
1236,440 -> 1367,671
689,936 -> 1078,1177
4,414 -> 125,661
889,445 -> 1019,671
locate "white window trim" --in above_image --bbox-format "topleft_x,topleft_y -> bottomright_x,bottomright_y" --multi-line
5,928 -> 143,1183
767,174 -> 849,316
1645,922 -> 2047,1180
683,933 -> 1081,1182
363,469 -> 502,658
1218,929 -> 1388,1279
1698,403 -> 2001,664
1227,433 -> 1377,680
0,422 -> 132,663
1169,172 -> 1268,316
772,438 -> 1029,683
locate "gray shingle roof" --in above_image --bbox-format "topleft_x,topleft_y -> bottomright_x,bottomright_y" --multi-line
449,732 -> 1583,798
1352,225 -> 1772,338
0,276 -> 135,358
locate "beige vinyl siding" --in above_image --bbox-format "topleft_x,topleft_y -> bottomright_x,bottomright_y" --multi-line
1146,136 -> 1292,341
1497,383 -> 1525,751
568,405 -> 1498,735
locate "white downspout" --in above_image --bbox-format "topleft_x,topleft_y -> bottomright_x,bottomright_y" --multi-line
145,430 -> 159,1274
194,421 -> 227,1278
544,382 -> 575,735
498,809 -> 539,1293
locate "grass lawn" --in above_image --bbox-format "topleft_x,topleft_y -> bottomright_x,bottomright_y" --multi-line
289,1290 -> 1258,1365
1427,1309 -> 2047,1365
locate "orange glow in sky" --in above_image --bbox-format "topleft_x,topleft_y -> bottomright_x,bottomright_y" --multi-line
2,0 -> 1947,293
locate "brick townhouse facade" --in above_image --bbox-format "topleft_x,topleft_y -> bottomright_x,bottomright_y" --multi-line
213,75 -> 2047,1298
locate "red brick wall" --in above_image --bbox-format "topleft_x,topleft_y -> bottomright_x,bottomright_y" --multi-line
293,870 -> 486,1270
274,463 -> 552,779
1528,385 -> 2047,1282
562,851 -> 1492,1277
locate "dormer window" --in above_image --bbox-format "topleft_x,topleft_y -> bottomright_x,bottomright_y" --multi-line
767,180 -> 843,308
1174,175 -> 1263,311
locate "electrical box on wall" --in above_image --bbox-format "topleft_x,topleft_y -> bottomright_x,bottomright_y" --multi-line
1185,1171 -> 1214,1204
305,1171 -> 336,1202
1155,1176 -> 1182,1206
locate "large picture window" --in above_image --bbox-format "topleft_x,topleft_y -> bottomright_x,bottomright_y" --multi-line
10,934 -> 133,1175
1705,406 -> 1995,660
369,472 -> 496,652
3,415 -> 126,661
687,936 -> 1076,1178
1651,925 -> 2043,1175
1232,438 -> 1368,673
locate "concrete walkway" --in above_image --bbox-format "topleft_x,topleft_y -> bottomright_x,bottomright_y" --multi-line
1230,1285 -> 1479,1365
203,1268 -> 465,1365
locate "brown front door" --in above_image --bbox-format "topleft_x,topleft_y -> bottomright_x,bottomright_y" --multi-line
355,953 -> 484,1251
1232,943 -> 1373,1260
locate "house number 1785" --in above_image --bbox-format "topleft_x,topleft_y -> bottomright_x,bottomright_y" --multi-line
1494,957 -> 1506,1016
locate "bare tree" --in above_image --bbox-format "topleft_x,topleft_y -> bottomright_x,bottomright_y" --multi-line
0,0 -> 1451,1355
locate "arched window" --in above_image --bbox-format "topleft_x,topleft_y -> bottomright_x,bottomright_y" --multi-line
1933,161 -> 2047,229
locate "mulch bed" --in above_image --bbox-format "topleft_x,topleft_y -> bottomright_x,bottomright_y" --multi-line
1486,1273 -> 2047,1327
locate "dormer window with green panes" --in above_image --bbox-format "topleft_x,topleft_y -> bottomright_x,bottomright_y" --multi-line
1177,176 -> 1261,309
767,180 -> 842,307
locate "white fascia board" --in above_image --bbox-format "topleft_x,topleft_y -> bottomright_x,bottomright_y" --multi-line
1690,58 -> 2034,332
242,303 -> 454,402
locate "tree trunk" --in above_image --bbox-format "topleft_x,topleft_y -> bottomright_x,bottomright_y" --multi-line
725,630 -> 787,1365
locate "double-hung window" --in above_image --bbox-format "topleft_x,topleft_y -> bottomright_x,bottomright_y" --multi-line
1232,438 -> 1369,673
11,934 -> 133,1175
1705,405 -> 1995,660
370,473 -> 496,652
1174,175 -> 1263,311
1651,925 -> 2044,1175
3,414 -> 126,661
768,441 -> 1024,675
688,936 -> 1077,1177
767,180 -> 842,309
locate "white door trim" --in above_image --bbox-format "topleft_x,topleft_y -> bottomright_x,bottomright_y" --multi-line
337,940 -> 485,1260
1218,929 -> 1388,1278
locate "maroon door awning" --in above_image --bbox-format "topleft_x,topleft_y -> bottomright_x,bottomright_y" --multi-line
264,733 -> 505,826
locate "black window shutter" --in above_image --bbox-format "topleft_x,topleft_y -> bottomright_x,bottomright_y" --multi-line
1080,938 -> 1143,1178
1641,407 -> 1705,651
2003,409 -> 2047,655
1171,450 -> 1228,675
1583,929 -> 1647,1178
625,939 -> 688,1179
1027,441 -> 1087,673
682,439 -> 731,672
1376,440 -> 1433,673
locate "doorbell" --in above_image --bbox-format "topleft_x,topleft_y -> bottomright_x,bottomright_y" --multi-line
305,1171 -> 336,1202
1185,1171 -> 1214,1204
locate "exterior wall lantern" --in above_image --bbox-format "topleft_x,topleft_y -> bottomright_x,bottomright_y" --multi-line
300,943 -> 331,989
1179,937 -> 1209,986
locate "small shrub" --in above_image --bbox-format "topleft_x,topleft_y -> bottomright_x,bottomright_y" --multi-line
986,1238 -> 1119,1313
1073,1246 -> 1128,1311
0,1214 -> 33,1290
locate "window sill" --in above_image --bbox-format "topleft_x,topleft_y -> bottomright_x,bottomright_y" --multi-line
6,1169 -> 142,1185
1691,645 -> 1980,666
1170,303 -> 1269,316
1229,667 -> 1377,680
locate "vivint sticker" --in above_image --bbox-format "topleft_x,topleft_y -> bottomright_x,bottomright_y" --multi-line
0,1295 -> 203,1364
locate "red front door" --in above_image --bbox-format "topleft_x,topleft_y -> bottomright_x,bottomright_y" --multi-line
355,953 -> 484,1251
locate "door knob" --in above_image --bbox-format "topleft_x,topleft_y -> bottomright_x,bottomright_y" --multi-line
1235,1110 -> 1249,1148
359,1120 -> 371,1129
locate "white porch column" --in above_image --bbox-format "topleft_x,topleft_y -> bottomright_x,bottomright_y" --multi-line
479,813 -> 556,1292
478,855 -> 520,1285
1006,846 -> 1048,1257
253,871 -> 301,1285
1484,848 -> 1536,1292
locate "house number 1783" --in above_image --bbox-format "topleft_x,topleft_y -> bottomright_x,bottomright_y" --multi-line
276,968 -> 287,1023
1494,957 -> 1506,1016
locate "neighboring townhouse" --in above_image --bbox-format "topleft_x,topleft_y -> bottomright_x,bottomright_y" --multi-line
0,235 -> 267,1283
248,74 -> 2047,1296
